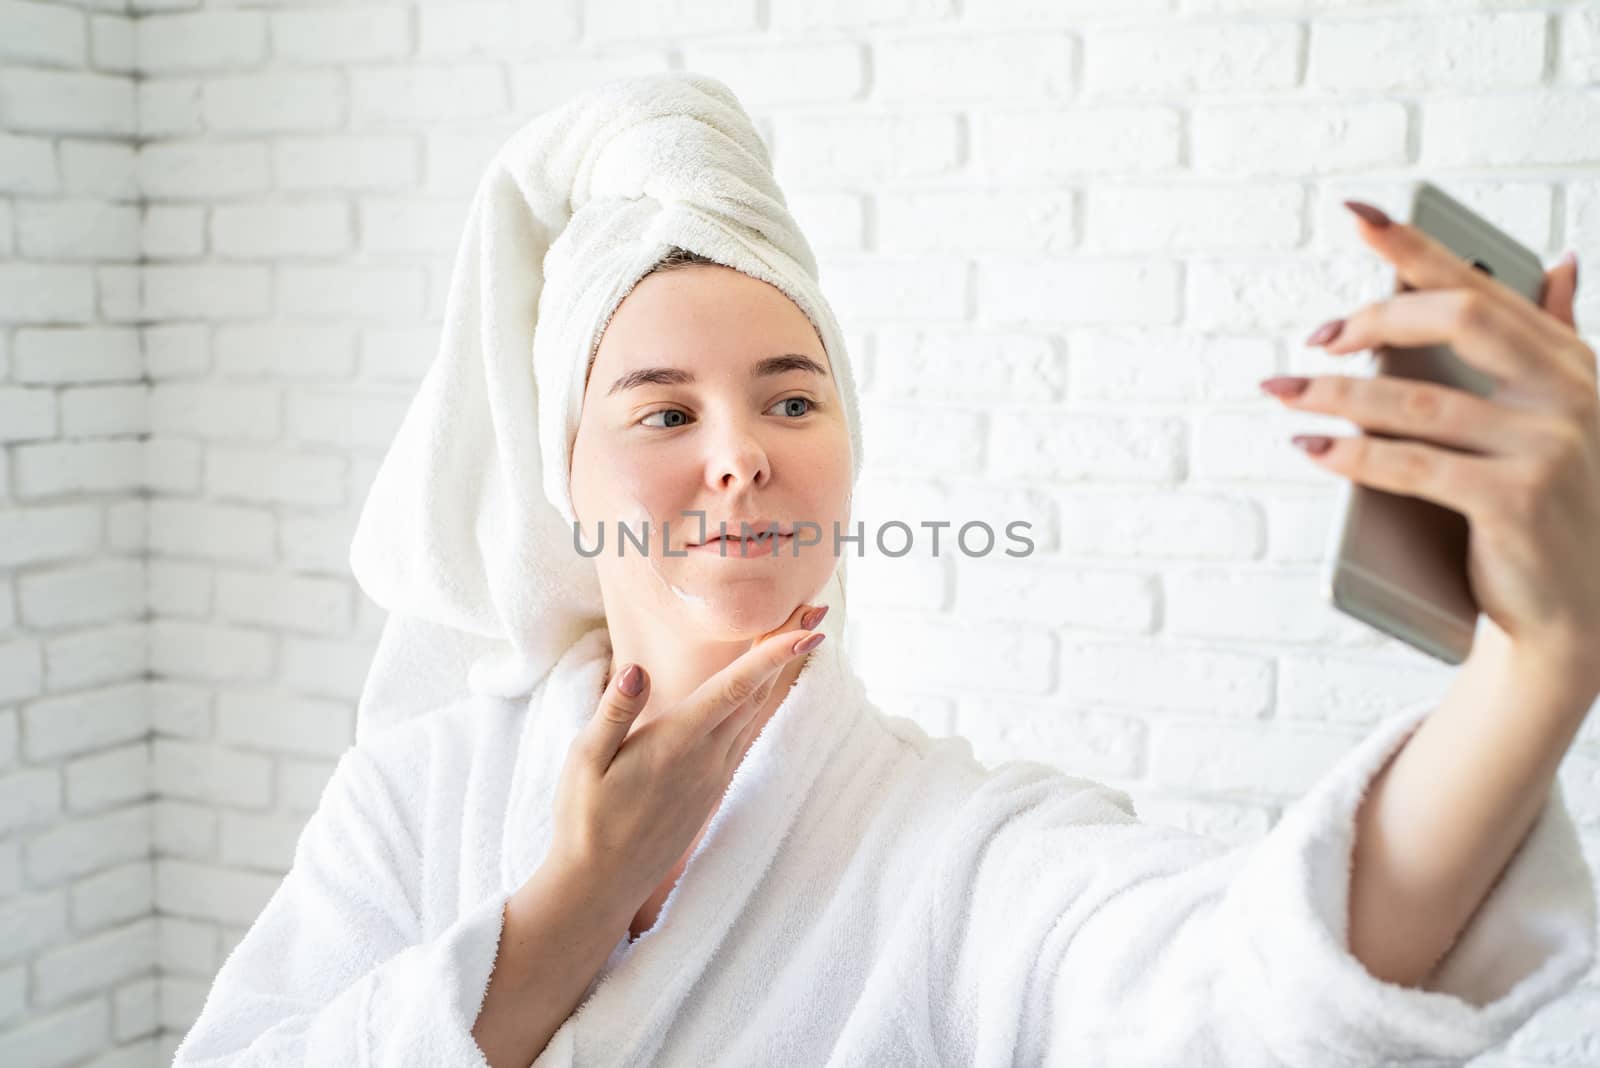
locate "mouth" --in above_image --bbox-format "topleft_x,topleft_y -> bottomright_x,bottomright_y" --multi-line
688,530 -> 795,557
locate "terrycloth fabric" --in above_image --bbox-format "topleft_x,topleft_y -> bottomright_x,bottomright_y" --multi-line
346,70 -> 863,734
173,627 -> 1596,1067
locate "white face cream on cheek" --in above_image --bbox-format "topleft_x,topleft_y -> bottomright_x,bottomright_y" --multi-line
618,496 -> 711,610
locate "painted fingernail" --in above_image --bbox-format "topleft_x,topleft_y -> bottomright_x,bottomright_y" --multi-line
1343,200 -> 1391,228
1259,376 -> 1309,399
1292,435 -> 1333,456
801,605 -> 829,631
1305,318 -> 1345,346
793,632 -> 826,655
619,663 -> 644,697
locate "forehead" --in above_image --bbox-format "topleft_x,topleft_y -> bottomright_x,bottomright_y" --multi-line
586,265 -> 831,387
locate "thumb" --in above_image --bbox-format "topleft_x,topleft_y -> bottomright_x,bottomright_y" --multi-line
583,662 -> 649,767
1539,251 -> 1578,330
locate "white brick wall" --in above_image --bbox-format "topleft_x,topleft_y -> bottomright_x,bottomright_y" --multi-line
2,1 -> 1598,1065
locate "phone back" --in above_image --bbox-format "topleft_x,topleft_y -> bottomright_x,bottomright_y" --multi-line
1321,181 -> 1546,664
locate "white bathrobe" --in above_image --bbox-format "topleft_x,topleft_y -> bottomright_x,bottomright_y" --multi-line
172,627 -> 1596,1067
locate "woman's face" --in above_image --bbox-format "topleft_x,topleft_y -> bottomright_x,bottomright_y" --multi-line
570,264 -> 852,641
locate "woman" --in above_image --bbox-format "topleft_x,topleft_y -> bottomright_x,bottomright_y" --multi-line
173,73 -> 1600,1067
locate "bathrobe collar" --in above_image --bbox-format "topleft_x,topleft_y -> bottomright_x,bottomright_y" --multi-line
499,621 -> 865,1058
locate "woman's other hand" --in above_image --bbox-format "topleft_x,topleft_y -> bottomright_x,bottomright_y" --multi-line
545,601 -> 828,922
1262,203 -> 1599,688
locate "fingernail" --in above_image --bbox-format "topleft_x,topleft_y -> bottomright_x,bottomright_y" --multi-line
1292,435 -> 1333,456
793,632 -> 826,655
619,663 -> 643,696
1259,376 -> 1309,399
801,605 -> 829,631
1305,318 -> 1345,347
1343,200 -> 1391,228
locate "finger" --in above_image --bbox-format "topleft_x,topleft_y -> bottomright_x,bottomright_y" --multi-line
1290,432 -> 1506,523
1314,288 -> 1574,386
1264,373 -> 1547,457
1540,252 -> 1578,331
1344,200 -> 1549,318
577,661 -> 650,769
744,602 -> 828,711
691,610 -> 826,737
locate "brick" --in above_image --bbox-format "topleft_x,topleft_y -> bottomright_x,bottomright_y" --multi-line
956,699 -> 1144,781
285,386 -> 410,448
0,263 -> 95,324
15,199 -> 139,261
0,132 -> 57,195
141,264 -> 271,320
1192,101 -> 1408,176
153,739 -> 272,808
147,560 -> 212,619
90,14 -> 134,75
152,801 -> 216,861
1085,21 -> 1300,95
349,65 -> 506,125
678,40 -> 864,107
853,616 -> 1052,694
1423,93 -> 1600,168
141,323 -> 210,380
0,767 -> 60,835
219,810 -> 307,871
61,384 -> 148,437
142,203 -> 205,258
0,385 -> 57,443
70,860 -> 154,933
0,1 -> 86,67
156,916 -> 215,974
1056,491 -> 1262,560
143,437 -> 202,494
204,447 -> 347,507
1166,567 -> 1378,644
66,742 -> 151,812
507,53 -> 672,116
1059,640 -> 1273,718
148,500 -> 276,563
870,329 -> 1063,403
24,804 -> 150,885
0,990 -> 106,1066
135,12 -> 266,72
0,639 -> 44,703
771,0 -> 950,30
18,559 -> 143,629
1069,328 -> 1276,403
979,257 -> 1180,326
812,255 -> 966,327
277,758 -> 336,812
138,140 -> 270,199
1308,14 -> 1544,92
43,623 -> 146,691
990,412 -> 1182,482
1083,184 -> 1301,255
281,635 -> 374,700
272,7 -> 410,63
138,77 -> 202,138
203,70 -> 342,133
955,556 -> 1155,632
274,134 -> 418,193
32,918 -> 156,1008
59,140 -> 137,202
0,505 -> 102,568
212,200 -> 352,258
147,621 -> 274,683
1278,652 -> 1447,726
1150,719 -> 1365,798
113,975 -> 158,1042
854,400 -> 983,476
155,860 -> 279,926
277,265 -> 427,321
14,441 -> 143,498
357,196 -> 465,256
771,112 -> 961,184
217,690 -> 352,757
878,189 -> 1075,255
148,681 -> 210,739
975,107 -> 1180,181
0,68 -> 134,136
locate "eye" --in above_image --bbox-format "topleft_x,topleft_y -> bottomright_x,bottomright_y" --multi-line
769,396 -> 816,418
640,408 -> 691,429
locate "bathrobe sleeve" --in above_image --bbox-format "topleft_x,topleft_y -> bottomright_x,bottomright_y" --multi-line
171,742 -> 506,1068
951,702 -> 1598,1067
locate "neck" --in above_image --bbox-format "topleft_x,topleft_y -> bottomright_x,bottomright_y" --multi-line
600,613 -> 812,765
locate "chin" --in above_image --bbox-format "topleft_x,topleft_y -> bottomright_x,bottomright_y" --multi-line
669,573 -> 826,642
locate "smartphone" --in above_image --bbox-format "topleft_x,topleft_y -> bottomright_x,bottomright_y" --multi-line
1320,180 -> 1547,665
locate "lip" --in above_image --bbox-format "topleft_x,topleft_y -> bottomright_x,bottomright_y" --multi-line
688,531 -> 795,558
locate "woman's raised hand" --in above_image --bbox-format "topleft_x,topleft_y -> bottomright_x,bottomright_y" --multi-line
545,602 -> 828,920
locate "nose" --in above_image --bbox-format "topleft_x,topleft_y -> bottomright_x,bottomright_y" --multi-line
705,417 -> 770,494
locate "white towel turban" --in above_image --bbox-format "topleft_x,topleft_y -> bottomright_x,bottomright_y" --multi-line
347,71 -> 865,738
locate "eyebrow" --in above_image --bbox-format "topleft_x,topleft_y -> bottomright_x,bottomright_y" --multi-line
606,353 -> 829,397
